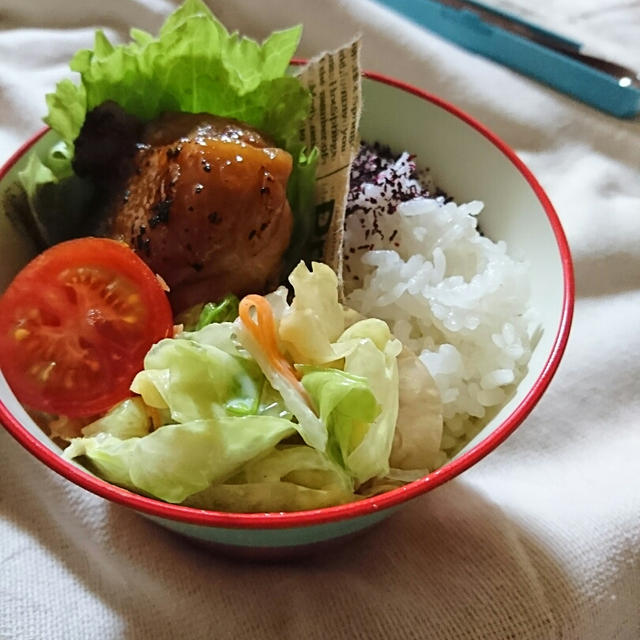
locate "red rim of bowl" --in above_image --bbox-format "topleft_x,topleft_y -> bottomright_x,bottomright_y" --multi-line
0,70 -> 574,530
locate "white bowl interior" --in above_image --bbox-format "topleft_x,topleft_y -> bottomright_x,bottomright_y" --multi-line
0,77 -> 566,473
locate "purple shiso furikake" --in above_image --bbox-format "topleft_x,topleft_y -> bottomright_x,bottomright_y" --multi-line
344,142 -> 448,279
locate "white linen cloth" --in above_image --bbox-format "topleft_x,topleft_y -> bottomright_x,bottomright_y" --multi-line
1,1 -> 639,638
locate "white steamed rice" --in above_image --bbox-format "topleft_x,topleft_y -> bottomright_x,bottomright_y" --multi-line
344,147 -> 535,453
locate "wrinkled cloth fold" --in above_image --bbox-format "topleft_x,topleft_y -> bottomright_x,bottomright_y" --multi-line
1,1 -> 639,638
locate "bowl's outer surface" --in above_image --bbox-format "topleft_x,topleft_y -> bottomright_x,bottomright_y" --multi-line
0,72 -> 573,554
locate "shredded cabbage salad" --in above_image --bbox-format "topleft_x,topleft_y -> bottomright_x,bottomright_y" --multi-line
63,263 -> 443,512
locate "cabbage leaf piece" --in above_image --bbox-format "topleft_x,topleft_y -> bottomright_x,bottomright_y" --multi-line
130,323 -> 263,420
300,367 -> 380,477
183,445 -> 355,512
333,319 -> 402,484
278,261 -> 347,364
81,397 -> 153,439
389,347 -> 444,474
64,416 -> 296,503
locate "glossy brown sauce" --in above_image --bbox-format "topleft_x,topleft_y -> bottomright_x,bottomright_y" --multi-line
109,112 -> 293,312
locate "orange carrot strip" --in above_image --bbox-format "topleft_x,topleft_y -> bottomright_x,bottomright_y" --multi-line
239,295 -> 302,391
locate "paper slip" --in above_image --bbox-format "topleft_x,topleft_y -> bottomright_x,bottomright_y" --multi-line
295,38 -> 362,294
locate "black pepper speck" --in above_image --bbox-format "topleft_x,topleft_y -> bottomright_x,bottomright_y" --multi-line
149,198 -> 173,228
166,145 -> 182,159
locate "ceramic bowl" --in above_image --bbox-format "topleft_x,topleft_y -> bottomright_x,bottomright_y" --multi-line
0,71 -> 574,558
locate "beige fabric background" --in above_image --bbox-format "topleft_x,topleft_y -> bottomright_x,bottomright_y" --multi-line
1,1 -> 639,638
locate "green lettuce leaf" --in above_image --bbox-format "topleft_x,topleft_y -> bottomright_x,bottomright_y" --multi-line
195,295 -> 240,329
44,81 -> 86,148
15,154 -> 57,246
16,141 -> 93,248
64,416 -> 296,503
47,0 -> 305,149
175,295 -> 240,331
18,140 -> 75,204
285,147 -> 320,270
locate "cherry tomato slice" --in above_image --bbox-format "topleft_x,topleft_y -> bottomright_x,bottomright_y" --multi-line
0,237 -> 173,417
